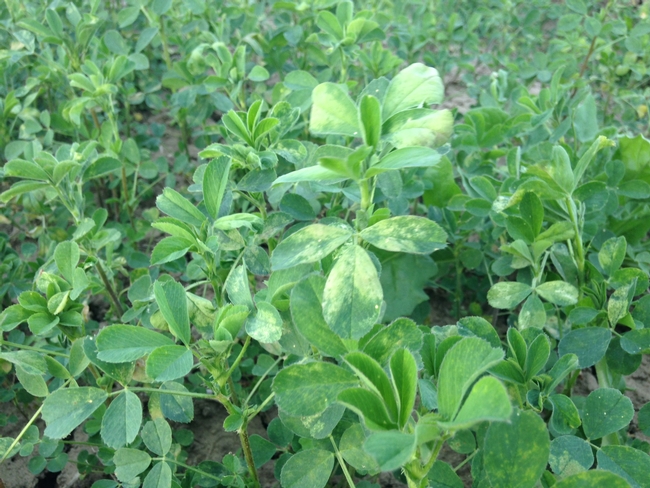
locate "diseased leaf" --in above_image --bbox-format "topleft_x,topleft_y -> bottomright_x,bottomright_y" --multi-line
281,449 -> 334,488
271,224 -> 352,271
310,83 -> 359,137
42,387 -> 108,439
382,63 -> 444,120
273,362 -> 357,417
360,216 -> 447,254
582,388 -> 634,440
483,409 -> 550,488
322,245 -> 383,340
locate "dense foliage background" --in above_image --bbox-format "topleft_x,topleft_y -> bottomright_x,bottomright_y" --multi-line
1,0 -> 650,487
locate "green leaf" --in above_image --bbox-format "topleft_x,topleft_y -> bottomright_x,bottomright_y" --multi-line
427,461 -> 463,488
248,65 -> 270,82
203,156 -> 231,219
520,192 -> 544,237
141,418 -> 172,456
83,156 -> 122,181
145,346 -> 193,382
273,362 -> 357,417
364,431 -> 416,472
379,252 -> 437,321
323,245 -> 383,340
525,334 -> 550,380
390,349 -> 417,429
271,224 -> 352,271
15,365 -> 48,397
554,471 -> 630,488
582,388 -> 634,440
100,390 -> 142,449
156,188 -> 206,228
273,164 -> 348,186
558,327 -> 611,368
365,146 -> 442,177
599,236 -> 627,276
548,146 -> 575,194
310,83 -> 360,137
483,409 -> 550,488
104,30 -> 128,55
382,63 -> 444,121
536,281 -> 579,306
548,394 -> 581,435
0,181 -> 49,203
96,324 -> 174,363
153,280 -> 191,345
280,449 -> 334,488
150,236 -> 192,265
113,448 -> 151,482
549,435 -> 594,476
42,387 -> 108,439
359,94 -> 381,148
337,388 -> 397,431
246,301 -> 283,343
4,159 -> 50,181
159,381 -> 194,423
440,376 -> 511,430
487,282 -> 532,309
151,0 -> 173,15
597,446 -> 650,487
54,241 -> 80,283
360,216 -> 447,254
344,352 -> 398,420
339,424 -> 380,474
142,461 -> 171,488
437,337 -> 503,421
316,10 -> 343,39
621,329 -> 650,355
574,93 -> 598,143
291,275 -> 348,358
363,317 -> 423,366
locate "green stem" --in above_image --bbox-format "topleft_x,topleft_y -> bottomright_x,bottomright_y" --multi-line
0,339 -> 69,358
565,197 -> 585,293
95,261 -> 124,317
159,16 -> 173,70
330,436 -> 356,488
123,387 -> 217,400
156,458 -> 222,481
239,418 -> 260,488
0,403 -> 44,464
219,335 -> 251,388
244,356 -> 282,407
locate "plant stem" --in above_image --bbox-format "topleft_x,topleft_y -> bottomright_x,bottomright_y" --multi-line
330,436 -> 356,488
219,335 -> 251,388
565,197 -> 585,293
124,387 -> 217,400
239,418 -> 260,488
158,458 -> 223,481
95,261 -> 124,317
0,339 -> 69,358
0,403 -> 44,464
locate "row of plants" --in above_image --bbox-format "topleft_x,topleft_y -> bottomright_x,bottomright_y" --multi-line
1,0 -> 650,487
